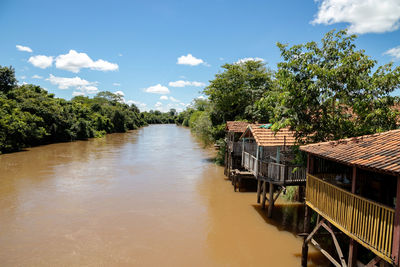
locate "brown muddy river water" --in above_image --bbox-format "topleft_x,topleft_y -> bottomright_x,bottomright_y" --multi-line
0,124 -> 327,266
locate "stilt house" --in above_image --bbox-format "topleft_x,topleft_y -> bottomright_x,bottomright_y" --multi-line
240,124 -> 307,217
300,129 -> 400,267
224,121 -> 249,178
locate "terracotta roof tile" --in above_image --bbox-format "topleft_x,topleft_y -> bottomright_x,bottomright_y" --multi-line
300,129 -> 400,175
226,121 -> 249,133
242,124 -> 297,147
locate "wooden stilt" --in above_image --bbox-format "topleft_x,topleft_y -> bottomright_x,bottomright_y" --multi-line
348,239 -> 357,267
321,222 -> 347,267
366,256 -> 382,267
301,205 -> 311,267
391,176 -> 400,266
261,181 -> 267,210
257,179 -> 261,203
267,183 -> 274,218
348,166 -> 358,267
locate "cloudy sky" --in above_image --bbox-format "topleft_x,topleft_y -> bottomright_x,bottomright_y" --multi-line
1,0 -> 400,112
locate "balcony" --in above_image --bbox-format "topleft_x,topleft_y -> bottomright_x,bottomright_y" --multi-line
242,151 -> 306,185
305,174 -> 395,263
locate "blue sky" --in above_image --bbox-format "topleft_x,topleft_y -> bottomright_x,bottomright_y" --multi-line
1,0 -> 400,112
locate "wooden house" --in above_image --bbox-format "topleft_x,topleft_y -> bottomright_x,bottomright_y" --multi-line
240,124 -> 306,217
300,129 -> 400,267
224,121 -> 250,179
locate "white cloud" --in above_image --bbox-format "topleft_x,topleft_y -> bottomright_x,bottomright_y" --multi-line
20,76 -> 26,79
236,57 -> 264,64
160,95 -> 169,100
90,59 -> 119,72
32,75 -> 43,79
169,96 -> 179,102
47,74 -> 89,89
168,80 -> 206,87
197,95 -> 207,100
71,86 -> 99,96
113,83 -> 121,86
114,90 -> 125,97
79,85 -> 98,94
312,0 -> 400,34
155,101 -> 163,108
16,45 -> 32,53
72,91 -> 85,96
55,50 -> 118,73
384,46 -> 400,60
28,55 -> 53,69
177,54 -> 205,66
143,84 -> 170,94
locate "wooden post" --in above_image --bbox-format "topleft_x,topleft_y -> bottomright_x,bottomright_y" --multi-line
301,205 -> 311,267
255,145 -> 259,177
391,176 -> 400,265
276,147 -> 280,163
302,153 -> 314,266
233,174 -> 237,192
267,183 -> 274,218
348,166 -> 358,267
261,181 -> 267,210
257,180 -> 261,203
241,137 -> 245,166
309,154 -> 315,174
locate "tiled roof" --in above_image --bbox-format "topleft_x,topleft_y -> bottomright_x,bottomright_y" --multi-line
300,129 -> 400,175
242,124 -> 297,147
226,121 -> 249,133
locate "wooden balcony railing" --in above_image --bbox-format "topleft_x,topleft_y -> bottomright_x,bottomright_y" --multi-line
268,162 -> 306,184
306,174 -> 395,263
243,151 -> 258,176
242,152 -> 306,184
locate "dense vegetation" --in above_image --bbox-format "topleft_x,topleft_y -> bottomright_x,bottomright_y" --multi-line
142,109 -> 177,124
0,66 -> 146,154
178,30 -> 400,163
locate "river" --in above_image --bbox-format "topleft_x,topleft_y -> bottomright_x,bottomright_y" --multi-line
0,124 -> 327,266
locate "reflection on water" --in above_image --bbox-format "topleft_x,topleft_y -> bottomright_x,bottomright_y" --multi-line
0,125 -> 328,266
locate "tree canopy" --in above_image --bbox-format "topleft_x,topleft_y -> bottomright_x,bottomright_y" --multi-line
0,66 -> 147,153
269,30 -> 400,143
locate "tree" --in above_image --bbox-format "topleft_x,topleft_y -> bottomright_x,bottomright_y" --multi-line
203,60 -> 274,123
272,30 -> 400,143
0,66 -> 17,94
0,65 -> 146,153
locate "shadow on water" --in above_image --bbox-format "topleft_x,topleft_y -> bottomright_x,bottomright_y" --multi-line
202,157 -> 217,163
252,202 -> 331,266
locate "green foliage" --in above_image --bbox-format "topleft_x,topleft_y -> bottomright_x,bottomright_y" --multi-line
141,109 -> 177,124
203,60 -> 274,124
215,138 -> 226,165
0,66 -> 17,94
281,186 -> 298,202
0,66 -> 146,153
271,30 -> 400,143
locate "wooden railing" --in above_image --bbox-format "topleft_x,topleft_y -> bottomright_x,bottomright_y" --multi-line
268,162 -> 306,184
306,174 -> 395,263
242,152 -> 306,184
242,151 -> 258,176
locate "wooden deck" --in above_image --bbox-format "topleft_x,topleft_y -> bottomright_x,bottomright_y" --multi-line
242,151 -> 306,185
306,173 -> 395,264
